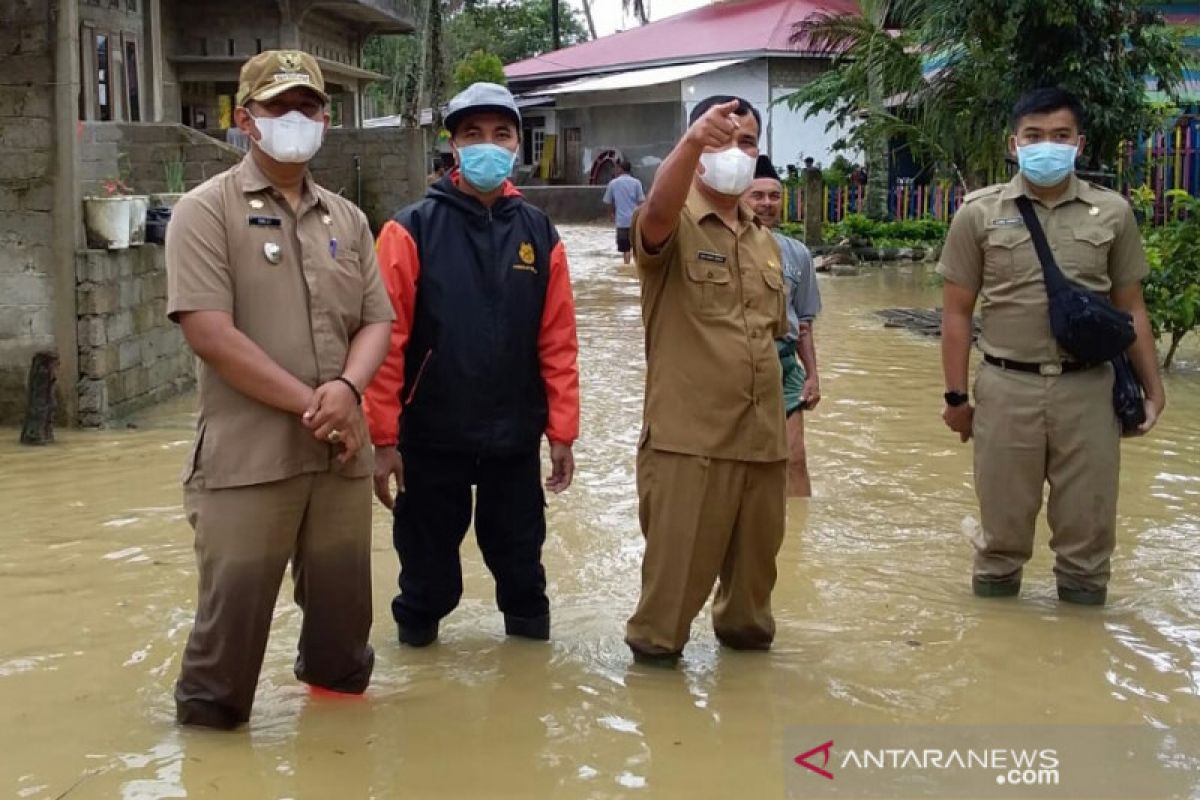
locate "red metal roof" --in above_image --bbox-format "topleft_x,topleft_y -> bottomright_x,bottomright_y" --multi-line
505,0 -> 859,82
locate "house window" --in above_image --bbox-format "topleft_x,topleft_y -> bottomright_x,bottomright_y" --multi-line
127,0 -> 138,10
96,32 -> 112,121
124,38 -> 141,122
531,129 -> 546,165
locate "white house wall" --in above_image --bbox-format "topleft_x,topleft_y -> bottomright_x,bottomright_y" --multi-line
683,58 -> 858,170
551,83 -> 684,183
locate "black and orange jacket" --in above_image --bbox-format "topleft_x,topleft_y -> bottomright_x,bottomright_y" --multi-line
364,172 -> 579,454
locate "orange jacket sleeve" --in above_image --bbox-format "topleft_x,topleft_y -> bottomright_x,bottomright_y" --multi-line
539,239 -> 580,445
364,220 -> 420,447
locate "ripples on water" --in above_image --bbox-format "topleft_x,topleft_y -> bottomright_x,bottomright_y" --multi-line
0,225 -> 1197,798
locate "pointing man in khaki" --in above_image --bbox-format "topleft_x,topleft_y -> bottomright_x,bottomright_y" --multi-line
626,95 -> 789,664
166,50 -> 393,728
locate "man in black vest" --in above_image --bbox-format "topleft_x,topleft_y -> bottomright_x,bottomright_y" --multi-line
365,83 -> 580,645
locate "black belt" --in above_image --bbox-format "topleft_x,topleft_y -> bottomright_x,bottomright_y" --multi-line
984,354 -> 1097,375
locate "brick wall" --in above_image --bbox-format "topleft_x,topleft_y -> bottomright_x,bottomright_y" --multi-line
309,127 -> 425,233
75,245 -> 193,426
0,0 -> 58,424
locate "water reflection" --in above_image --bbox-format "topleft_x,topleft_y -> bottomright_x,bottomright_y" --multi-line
1,225 -> 1198,797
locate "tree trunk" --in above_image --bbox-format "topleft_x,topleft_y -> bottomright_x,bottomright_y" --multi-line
20,351 -> 57,446
864,32 -> 889,220
1163,330 -> 1183,370
425,0 -> 446,130
580,0 -> 598,40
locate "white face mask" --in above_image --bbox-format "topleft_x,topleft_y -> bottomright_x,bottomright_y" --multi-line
698,147 -> 756,195
250,110 -> 325,163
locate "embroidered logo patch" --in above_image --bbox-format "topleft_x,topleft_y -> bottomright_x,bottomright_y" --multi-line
519,242 -> 535,265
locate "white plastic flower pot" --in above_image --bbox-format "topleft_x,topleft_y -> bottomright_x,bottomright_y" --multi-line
127,195 -> 149,247
83,196 -> 132,251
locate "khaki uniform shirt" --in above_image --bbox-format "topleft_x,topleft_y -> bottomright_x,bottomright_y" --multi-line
633,187 -> 788,462
166,153 -> 394,490
938,173 -> 1148,363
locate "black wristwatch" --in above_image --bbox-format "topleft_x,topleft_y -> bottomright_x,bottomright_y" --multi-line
944,390 -> 969,407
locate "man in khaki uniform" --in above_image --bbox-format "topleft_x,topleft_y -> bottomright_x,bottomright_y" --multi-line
940,87 -> 1165,606
166,50 -> 393,728
626,95 -> 788,664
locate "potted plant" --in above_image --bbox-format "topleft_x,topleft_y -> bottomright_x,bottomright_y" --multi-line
153,157 -> 187,209
127,186 -> 150,248
83,178 -> 133,251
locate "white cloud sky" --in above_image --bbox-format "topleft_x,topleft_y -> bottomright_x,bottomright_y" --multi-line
568,0 -> 712,37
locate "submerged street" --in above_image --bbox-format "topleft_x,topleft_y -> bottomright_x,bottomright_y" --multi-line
2,225 -> 1199,798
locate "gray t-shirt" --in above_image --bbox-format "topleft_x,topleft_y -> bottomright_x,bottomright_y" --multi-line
773,231 -> 822,342
603,174 -> 645,228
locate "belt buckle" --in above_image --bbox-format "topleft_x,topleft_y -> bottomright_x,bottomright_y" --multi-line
1039,362 -> 1063,376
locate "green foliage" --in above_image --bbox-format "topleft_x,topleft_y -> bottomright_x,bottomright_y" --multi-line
822,155 -> 858,188
447,0 -> 588,66
162,159 -> 185,194
453,50 -> 506,91
1135,188 -> 1200,368
829,213 -> 947,243
363,34 -> 421,118
363,0 -> 588,119
781,0 -> 1188,196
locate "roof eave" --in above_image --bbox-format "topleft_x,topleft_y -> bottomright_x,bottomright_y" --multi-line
506,50 -> 831,88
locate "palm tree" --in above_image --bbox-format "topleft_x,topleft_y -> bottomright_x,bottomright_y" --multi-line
622,0 -> 649,26
786,0 -> 923,219
580,0 -> 599,39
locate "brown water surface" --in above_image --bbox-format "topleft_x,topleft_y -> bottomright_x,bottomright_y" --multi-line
1,225 -> 1198,798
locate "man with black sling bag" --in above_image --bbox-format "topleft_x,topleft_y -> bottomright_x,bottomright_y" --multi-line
938,87 -> 1166,606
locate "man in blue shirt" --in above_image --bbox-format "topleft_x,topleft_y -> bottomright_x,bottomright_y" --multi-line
745,155 -> 822,496
602,158 -> 645,264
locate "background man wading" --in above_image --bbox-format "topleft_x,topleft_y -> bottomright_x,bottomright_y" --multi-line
745,155 -> 822,497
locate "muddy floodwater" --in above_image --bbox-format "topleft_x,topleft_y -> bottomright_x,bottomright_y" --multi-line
2,225 -> 1199,799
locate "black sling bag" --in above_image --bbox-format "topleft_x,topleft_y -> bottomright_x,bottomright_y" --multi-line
1013,196 -> 1145,433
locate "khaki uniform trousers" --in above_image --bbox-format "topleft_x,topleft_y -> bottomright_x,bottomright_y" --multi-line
626,446 -> 787,655
175,469 -> 374,726
972,361 -> 1120,592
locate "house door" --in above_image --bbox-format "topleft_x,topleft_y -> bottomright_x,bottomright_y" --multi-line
564,128 -> 582,183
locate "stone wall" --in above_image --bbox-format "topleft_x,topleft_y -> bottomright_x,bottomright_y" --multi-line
309,127 -> 425,233
518,186 -> 610,224
0,0 -> 61,424
76,245 -> 193,426
79,121 -> 243,198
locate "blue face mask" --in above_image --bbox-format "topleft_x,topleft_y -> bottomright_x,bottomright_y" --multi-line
457,143 -> 516,192
1017,142 -> 1078,187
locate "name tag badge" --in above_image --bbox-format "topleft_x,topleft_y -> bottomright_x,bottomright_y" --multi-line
248,215 -> 282,227
990,217 -> 1024,228
697,250 -> 727,264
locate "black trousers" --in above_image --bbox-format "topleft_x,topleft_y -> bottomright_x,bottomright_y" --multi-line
391,447 -> 548,629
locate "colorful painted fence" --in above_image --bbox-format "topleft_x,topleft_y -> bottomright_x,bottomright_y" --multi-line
780,182 -> 966,225
1120,115 -> 1200,224
781,114 -> 1200,227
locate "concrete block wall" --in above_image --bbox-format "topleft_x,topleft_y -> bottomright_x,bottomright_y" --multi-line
518,186 -> 610,224
79,122 -> 243,198
0,0 -> 59,424
76,245 -> 194,426
310,127 -> 425,233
